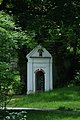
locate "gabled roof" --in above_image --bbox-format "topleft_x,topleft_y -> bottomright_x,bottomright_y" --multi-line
26,45 -> 52,58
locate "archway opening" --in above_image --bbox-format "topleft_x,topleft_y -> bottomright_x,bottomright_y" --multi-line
35,71 -> 45,92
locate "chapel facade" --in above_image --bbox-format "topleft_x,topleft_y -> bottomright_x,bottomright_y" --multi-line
26,45 -> 53,94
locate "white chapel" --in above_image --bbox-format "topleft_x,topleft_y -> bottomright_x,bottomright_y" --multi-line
26,45 -> 53,94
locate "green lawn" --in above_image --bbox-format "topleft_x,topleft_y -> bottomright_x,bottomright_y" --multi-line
7,86 -> 80,111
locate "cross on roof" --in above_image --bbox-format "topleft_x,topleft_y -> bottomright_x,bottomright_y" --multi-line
38,47 -> 44,57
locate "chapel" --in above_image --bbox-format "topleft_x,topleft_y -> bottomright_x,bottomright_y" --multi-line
26,45 -> 53,94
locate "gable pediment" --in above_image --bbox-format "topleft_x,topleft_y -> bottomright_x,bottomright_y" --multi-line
27,45 -> 52,58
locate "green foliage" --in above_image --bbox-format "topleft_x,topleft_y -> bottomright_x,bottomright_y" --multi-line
5,111 -> 27,120
69,70 -> 80,86
0,0 -> 80,90
0,10 -> 36,107
0,71 -> 20,108
74,71 -> 80,85
0,1 -> 80,52
0,9 -> 36,96
12,79 -> 24,95
0,111 -> 27,120
4,0 -> 80,70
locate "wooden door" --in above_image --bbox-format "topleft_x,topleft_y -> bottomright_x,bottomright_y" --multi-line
35,71 -> 45,91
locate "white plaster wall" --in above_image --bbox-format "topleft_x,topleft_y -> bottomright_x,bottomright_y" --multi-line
27,57 -> 53,94
50,58 -> 53,90
27,60 -> 33,94
27,44 -> 53,94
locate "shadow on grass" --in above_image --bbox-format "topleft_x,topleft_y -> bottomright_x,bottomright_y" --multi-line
27,111 -> 80,120
0,109 -> 80,120
23,86 -> 80,102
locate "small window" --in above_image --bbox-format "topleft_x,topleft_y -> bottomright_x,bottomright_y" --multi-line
38,48 -> 43,57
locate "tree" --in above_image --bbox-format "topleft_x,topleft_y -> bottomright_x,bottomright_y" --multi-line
0,0 -> 80,89
10,0 -> 80,84
0,10 -> 17,107
0,10 -> 36,105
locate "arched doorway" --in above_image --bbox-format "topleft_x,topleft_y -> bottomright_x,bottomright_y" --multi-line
35,70 -> 45,92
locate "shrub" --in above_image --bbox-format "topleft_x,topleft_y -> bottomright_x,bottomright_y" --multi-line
74,70 -> 80,86
0,111 -> 27,120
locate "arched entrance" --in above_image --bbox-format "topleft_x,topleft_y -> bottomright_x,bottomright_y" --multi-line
35,70 -> 45,92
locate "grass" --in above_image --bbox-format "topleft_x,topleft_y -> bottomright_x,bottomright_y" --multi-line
7,85 -> 80,111
0,110 -> 80,120
27,111 -> 80,120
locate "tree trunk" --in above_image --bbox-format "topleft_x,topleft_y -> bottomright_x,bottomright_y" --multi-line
18,45 -> 29,94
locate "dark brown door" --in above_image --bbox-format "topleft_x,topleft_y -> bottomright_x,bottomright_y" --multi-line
35,71 -> 45,91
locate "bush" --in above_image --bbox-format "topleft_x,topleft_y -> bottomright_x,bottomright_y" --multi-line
0,71 -> 22,108
67,70 -> 80,87
0,111 -> 27,120
74,70 -> 80,86
12,81 -> 24,95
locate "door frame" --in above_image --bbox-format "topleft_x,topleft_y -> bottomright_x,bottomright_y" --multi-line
34,69 -> 45,92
